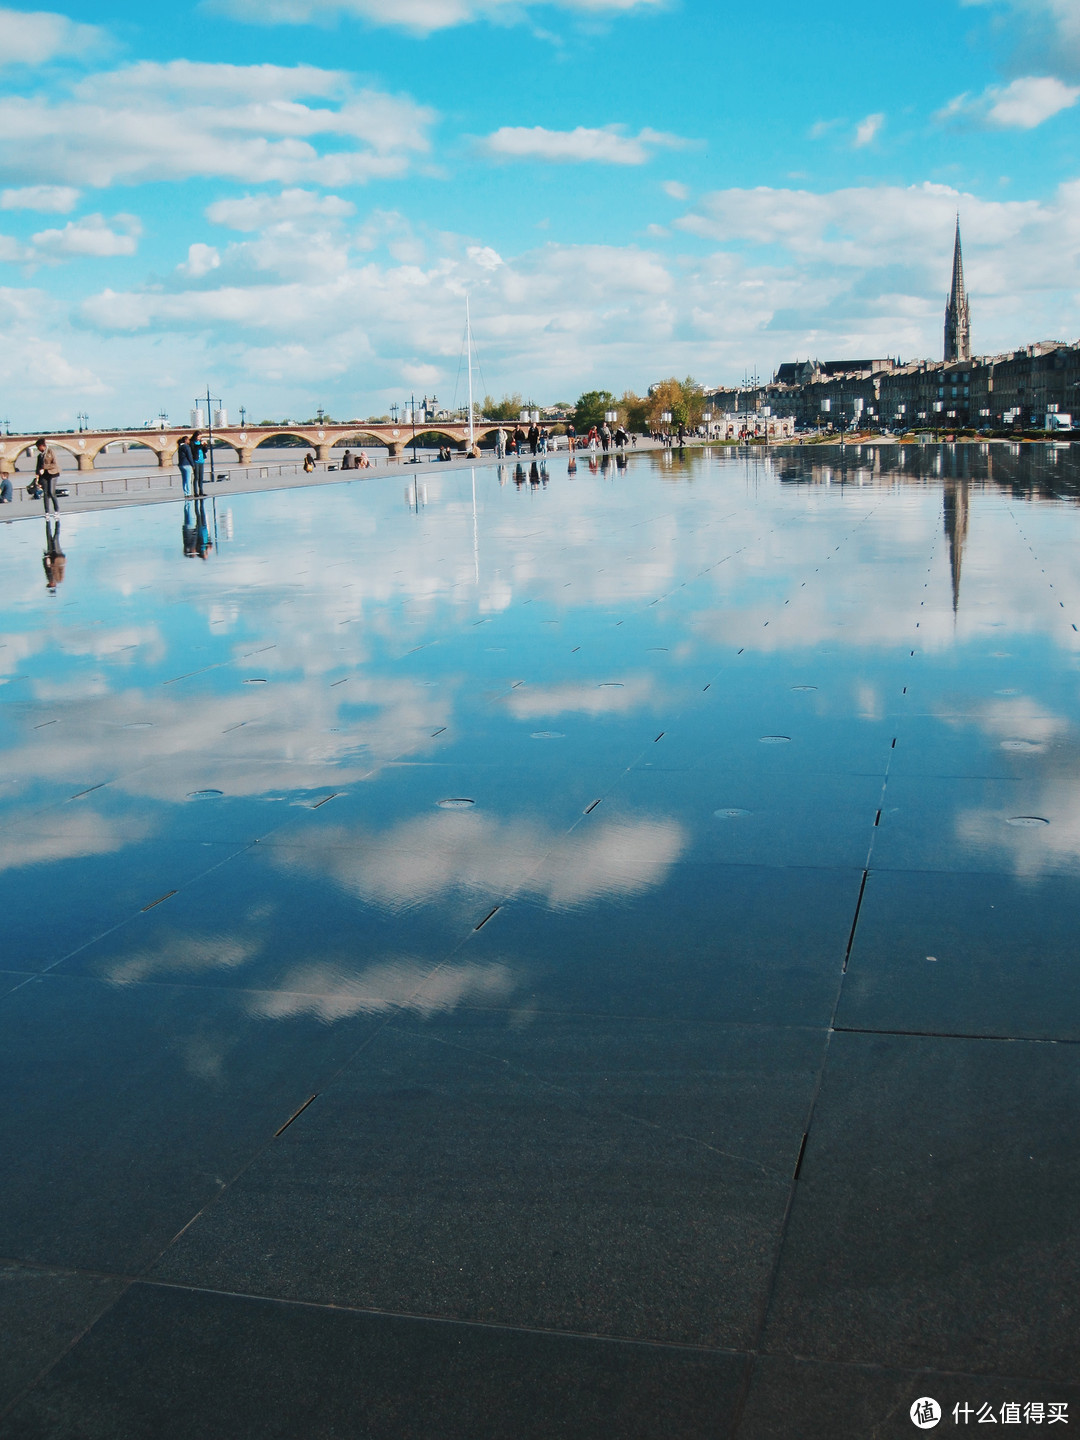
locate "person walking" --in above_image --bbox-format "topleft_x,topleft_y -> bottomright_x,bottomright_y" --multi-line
34,438 -> 61,515
177,434 -> 195,496
0,465 -> 11,503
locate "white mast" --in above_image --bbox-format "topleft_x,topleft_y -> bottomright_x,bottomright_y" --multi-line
466,293 -> 475,455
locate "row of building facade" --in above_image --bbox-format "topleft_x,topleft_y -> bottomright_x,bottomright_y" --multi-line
706,343 -> 1080,434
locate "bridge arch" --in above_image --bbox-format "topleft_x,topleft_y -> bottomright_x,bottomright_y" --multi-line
252,430 -> 320,450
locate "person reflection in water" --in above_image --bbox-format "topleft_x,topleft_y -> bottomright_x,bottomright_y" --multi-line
567,455 -> 577,477
513,464 -> 526,489
529,462 -> 540,487
42,520 -> 65,592
182,500 -> 213,559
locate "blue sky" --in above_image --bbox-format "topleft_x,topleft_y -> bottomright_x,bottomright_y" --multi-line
0,0 -> 1078,426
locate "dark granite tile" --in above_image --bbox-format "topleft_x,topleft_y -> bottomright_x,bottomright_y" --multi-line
459,862 -> 862,1025
0,1263 -> 128,1412
151,1016 -> 822,1348
837,868 -> 1080,1040
267,757 -> 621,847
56,840 -> 482,994
0,974 -> 383,1272
574,765 -> 883,869
738,1353 -> 1080,1440
641,694 -> 895,776
0,1283 -> 747,1440
889,708 -> 1080,780
763,1030 -> 1080,1380
870,773 -> 1079,876
0,838 -> 247,971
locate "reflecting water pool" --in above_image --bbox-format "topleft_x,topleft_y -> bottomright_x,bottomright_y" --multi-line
2,443 -> 1080,1435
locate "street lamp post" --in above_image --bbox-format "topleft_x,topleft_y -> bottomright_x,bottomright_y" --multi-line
408,392 -> 421,464
195,388 -> 223,489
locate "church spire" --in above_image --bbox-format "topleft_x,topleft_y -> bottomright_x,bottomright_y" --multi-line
944,216 -> 971,363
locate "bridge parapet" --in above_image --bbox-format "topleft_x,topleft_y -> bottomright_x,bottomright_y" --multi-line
0,420 -> 506,471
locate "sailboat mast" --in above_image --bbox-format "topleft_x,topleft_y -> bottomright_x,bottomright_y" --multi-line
466,294 -> 475,454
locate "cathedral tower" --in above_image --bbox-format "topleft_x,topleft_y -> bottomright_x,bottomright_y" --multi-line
944,217 -> 971,363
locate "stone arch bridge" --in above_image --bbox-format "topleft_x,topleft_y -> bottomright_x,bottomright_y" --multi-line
0,421 -> 515,471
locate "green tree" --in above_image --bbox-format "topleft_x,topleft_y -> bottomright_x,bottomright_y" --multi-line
482,393 -> 524,422
574,389 -> 616,432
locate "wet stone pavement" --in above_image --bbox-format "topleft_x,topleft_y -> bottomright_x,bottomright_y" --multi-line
1,445 -> 1079,1438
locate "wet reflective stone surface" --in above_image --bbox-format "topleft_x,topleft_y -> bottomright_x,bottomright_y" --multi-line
3,445 -> 1080,1435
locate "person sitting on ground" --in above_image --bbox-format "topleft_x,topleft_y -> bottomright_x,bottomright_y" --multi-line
303,452 -> 315,472
357,449 -> 371,469
341,449 -> 353,470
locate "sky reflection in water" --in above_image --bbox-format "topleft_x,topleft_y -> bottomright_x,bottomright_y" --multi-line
4,444 -> 1080,1036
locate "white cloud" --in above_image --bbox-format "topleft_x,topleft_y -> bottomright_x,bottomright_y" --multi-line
662,180 -> 689,200
0,6 -> 104,66
0,62 -> 436,189
0,212 -> 141,265
0,185 -> 79,212
213,0 -> 665,34
207,188 -> 356,231
30,212 -> 141,259
938,74 -> 1080,129
179,242 -> 221,278
853,112 -> 884,147
466,244 -> 503,270
482,124 -> 688,165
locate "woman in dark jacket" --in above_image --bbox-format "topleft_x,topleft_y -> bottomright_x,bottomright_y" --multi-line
177,435 -> 195,495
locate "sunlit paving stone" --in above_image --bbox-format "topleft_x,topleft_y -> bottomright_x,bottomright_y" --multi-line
3,445 -> 1080,1434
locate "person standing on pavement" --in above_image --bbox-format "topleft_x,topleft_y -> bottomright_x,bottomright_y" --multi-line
177,434 -> 195,496
191,433 -> 206,493
34,439 -> 60,515
495,427 -> 506,459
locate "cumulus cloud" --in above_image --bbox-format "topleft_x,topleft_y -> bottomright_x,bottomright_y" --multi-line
853,112 -> 884,147
212,0 -> 664,34
0,62 -> 436,189
0,6 -> 104,66
0,212 -> 141,265
178,242 -> 221,278
206,187 -> 356,230
0,185 -> 79,212
482,125 -> 689,165
31,212 -> 141,259
937,75 -> 1080,128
